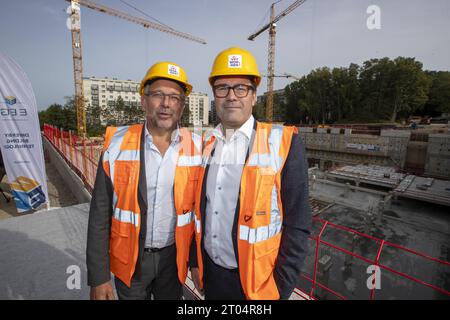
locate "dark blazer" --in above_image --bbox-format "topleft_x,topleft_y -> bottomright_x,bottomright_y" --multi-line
189,123 -> 312,299
86,125 -> 149,287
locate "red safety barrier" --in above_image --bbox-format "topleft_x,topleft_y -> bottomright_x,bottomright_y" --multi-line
43,124 -> 103,193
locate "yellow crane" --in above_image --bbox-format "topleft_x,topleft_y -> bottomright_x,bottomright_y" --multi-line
248,0 -> 306,121
65,0 -> 206,136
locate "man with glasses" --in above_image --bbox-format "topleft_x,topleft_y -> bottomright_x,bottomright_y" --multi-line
87,61 -> 202,300
189,47 -> 311,300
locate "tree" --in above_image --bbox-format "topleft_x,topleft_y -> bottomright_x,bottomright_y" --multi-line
252,100 -> 266,121
285,77 -> 307,124
303,67 -> 333,124
389,57 -> 431,122
359,57 -> 396,122
359,57 -> 430,122
38,97 -> 76,131
329,64 -> 360,123
423,71 -> 450,115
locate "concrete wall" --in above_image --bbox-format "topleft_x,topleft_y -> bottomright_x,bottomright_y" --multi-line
425,134 -> 450,179
42,137 -> 91,204
298,129 -> 410,169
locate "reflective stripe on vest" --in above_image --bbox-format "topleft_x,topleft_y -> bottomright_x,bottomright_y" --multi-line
178,155 -> 202,167
193,211 -> 201,234
114,207 -> 139,227
177,210 -> 193,227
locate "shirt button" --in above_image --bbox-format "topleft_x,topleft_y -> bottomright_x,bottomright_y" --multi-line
214,211 -> 218,215
213,235 -> 217,239
214,256 -> 219,260
218,186 -> 222,190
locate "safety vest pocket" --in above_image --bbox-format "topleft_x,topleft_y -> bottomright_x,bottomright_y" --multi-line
252,233 -> 281,293
114,161 -> 138,185
184,167 -> 199,208
110,218 -> 131,265
255,170 -> 276,215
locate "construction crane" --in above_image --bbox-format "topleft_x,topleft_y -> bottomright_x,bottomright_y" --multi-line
248,0 -> 306,121
65,0 -> 206,136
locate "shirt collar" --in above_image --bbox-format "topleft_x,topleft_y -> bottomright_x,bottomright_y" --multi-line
208,115 -> 255,142
144,121 -> 180,144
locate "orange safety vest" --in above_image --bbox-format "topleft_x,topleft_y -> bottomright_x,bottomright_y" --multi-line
193,122 -> 297,300
102,124 -> 202,288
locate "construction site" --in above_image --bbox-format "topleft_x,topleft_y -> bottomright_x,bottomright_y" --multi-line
0,0 -> 449,301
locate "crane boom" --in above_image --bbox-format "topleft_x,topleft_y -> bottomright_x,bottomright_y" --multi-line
65,0 -> 206,136
65,0 -> 206,44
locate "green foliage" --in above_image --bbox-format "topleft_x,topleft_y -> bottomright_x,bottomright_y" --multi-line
38,97 -> 76,131
423,71 -> 450,115
283,56 -> 445,124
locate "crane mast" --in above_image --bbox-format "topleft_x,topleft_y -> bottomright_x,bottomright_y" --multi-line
248,0 -> 306,121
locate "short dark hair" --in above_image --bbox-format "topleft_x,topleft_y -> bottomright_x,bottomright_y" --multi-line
144,77 -> 187,94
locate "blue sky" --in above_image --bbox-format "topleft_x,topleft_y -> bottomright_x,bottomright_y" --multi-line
1,0 -> 449,110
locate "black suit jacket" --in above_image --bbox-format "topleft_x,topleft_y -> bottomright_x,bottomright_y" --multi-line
189,123 -> 312,299
86,125 -> 149,287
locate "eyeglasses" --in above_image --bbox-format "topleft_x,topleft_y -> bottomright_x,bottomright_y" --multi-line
213,84 -> 255,98
144,91 -> 185,105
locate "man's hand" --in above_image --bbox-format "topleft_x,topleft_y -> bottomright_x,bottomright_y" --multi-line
190,267 -> 204,296
90,281 -> 116,300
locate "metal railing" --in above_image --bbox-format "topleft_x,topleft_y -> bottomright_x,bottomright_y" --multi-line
43,124 -> 102,194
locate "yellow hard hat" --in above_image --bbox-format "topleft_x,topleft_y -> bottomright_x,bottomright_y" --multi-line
209,47 -> 261,87
139,61 -> 193,96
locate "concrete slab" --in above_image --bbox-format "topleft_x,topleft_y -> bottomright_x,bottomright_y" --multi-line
0,203 -> 92,299
394,175 -> 450,206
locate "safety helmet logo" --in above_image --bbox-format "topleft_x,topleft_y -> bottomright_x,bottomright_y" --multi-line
168,64 -> 180,77
228,55 -> 242,68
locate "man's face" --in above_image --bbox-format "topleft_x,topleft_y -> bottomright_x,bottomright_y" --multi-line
213,76 -> 256,129
141,79 -> 185,131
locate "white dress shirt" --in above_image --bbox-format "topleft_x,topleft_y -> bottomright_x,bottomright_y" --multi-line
144,124 -> 180,249
204,115 -> 255,269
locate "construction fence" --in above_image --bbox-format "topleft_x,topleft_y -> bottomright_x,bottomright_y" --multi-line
43,124 -> 103,194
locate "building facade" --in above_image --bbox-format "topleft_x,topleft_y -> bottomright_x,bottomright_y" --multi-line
209,100 -> 218,126
184,92 -> 209,126
83,76 -> 141,125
